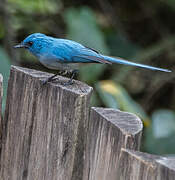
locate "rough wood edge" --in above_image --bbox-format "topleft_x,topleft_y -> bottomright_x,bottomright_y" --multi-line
83,107 -> 143,180
157,156 -> 175,171
0,74 -> 2,148
91,107 -> 143,135
11,65 -> 93,95
118,148 -> 175,180
0,74 -> 2,113
0,66 -> 92,180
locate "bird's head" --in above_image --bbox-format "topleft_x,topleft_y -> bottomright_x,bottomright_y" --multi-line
14,33 -> 48,55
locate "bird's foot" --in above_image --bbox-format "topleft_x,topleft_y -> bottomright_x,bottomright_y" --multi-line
61,79 -> 74,86
42,74 -> 58,85
42,69 -> 78,86
61,69 -> 78,86
59,70 -> 69,76
42,79 -> 48,85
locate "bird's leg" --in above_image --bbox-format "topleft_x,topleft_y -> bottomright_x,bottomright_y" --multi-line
42,70 -> 68,85
59,70 -> 68,76
42,70 -> 78,86
63,69 -> 78,86
42,74 -> 58,85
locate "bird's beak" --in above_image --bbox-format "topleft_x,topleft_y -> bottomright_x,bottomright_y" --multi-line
13,43 -> 28,48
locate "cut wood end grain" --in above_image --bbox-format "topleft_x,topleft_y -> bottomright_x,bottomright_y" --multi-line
121,148 -> 175,172
121,148 -> 160,165
157,157 -> 175,171
0,66 -> 92,180
11,65 -> 93,95
91,107 -> 143,135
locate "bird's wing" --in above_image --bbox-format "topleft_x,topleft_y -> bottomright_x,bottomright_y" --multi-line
72,54 -> 112,64
52,41 -> 171,72
71,45 -> 112,64
84,46 -> 100,54
52,39 -> 110,64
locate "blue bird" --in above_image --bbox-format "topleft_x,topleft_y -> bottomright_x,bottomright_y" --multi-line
14,33 -> 171,85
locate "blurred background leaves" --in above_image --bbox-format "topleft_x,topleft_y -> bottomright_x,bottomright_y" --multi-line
64,7 -> 109,83
0,0 -> 175,154
0,48 -> 11,112
96,80 -> 150,126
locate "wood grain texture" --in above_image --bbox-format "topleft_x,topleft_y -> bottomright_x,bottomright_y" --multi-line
0,74 -> 2,122
83,107 -> 143,180
0,74 -> 3,150
118,148 -> 175,180
0,66 -> 92,180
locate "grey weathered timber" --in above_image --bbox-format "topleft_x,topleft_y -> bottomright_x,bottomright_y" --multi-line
0,74 -> 2,120
83,107 -> 143,180
1,66 -> 175,180
0,74 -> 3,145
0,66 -> 92,180
118,148 -> 175,180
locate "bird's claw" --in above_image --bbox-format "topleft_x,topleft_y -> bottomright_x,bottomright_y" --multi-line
41,69 -> 78,86
61,79 -> 74,86
42,79 -> 48,85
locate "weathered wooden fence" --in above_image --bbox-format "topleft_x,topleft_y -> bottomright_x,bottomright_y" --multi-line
0,66 -> 175,180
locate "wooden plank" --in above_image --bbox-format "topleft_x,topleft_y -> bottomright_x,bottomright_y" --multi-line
0,66 -> 92,180
118,148 -> 175,180
0,74 -> 2,122
0,74 -> 3,150
83,107 -> 143,180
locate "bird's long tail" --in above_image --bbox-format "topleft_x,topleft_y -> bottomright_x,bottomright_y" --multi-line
101,55 -> 171,72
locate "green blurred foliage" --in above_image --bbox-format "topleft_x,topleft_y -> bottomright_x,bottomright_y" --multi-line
96,80 -> 150,126
145,109 -> 175,154
0,48 -> 11,112
64,7 -> 109,83
0,0 -> 175,155
8,0 -> 60,14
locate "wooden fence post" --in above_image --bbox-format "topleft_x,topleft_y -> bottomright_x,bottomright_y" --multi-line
0,74 -> 2,121
1,66 -> 175,180
0,66 -> 92,180
83,107 -> 143,180
0,74 -> 3,148
118,148 -> 175,180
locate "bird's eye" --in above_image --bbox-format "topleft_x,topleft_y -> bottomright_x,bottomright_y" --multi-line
28,41 -> 33,46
